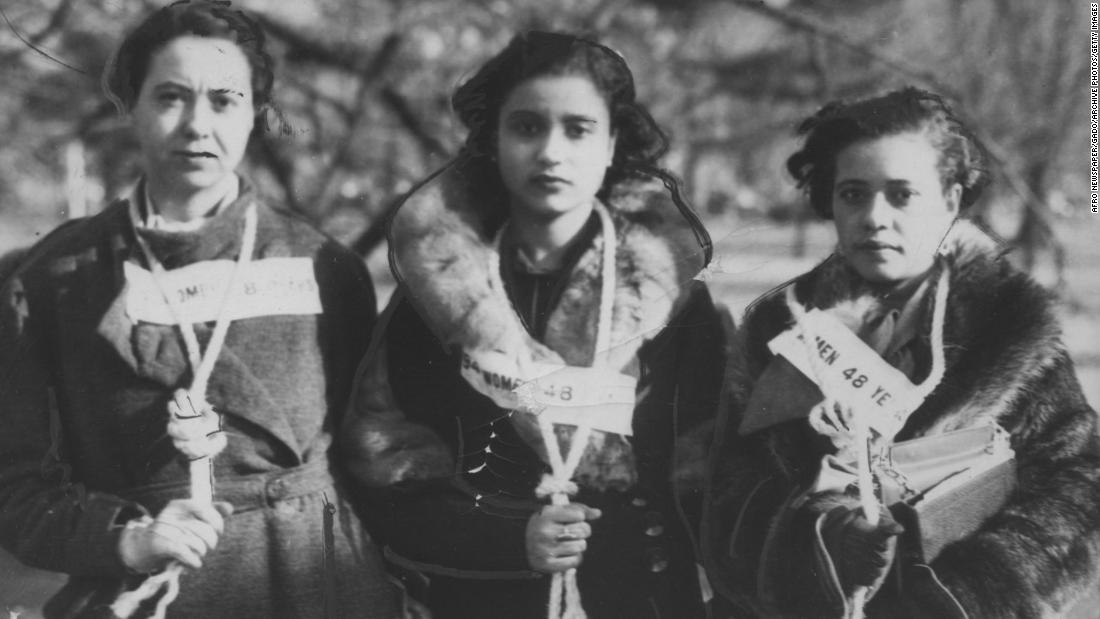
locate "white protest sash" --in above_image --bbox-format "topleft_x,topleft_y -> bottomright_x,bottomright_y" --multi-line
460,350 -> 637,437
125,257 -> 322,325
768,308 -> 922,438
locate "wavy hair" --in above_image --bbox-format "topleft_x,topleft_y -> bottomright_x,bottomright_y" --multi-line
786,86 -> 991,219
102,0 -> 274,113
449,30 -> 710,262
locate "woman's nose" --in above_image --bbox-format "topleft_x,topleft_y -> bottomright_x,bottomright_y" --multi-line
862,192 -> 893,229
181,100 -> 213,139
536,129 -> 567,164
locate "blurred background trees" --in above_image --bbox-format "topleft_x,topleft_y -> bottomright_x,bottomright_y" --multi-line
0,0 -> 1093,615
0,0 -> 1088,280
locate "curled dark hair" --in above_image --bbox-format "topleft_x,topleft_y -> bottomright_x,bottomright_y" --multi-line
786,86 -> 990,219
103,0 -> 274,112
450,31 -> 709,262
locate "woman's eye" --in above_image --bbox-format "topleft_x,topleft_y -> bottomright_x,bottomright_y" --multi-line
888,189 -> 915,204
565,124 -> 592,139
837,188 -> 865,202
508,120 -> 541,137
211,95 -> 235,110
157,91 -> 184,105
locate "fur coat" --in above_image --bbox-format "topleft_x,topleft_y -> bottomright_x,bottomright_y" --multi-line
343,162 -> 729,618
702,220 -> 1100,618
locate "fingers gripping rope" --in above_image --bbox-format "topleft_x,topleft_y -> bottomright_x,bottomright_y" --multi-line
536,420 -> 593,619
110,205 -> 257,618
784,268 -> 950,619
533,201 -> 617,619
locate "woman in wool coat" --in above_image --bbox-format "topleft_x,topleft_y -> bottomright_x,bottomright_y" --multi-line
702,87 -> 1100,618
0,2 -> 399,616
342,31 -> 729,619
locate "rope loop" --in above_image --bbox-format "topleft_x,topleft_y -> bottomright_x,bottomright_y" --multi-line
535,475 -> 579,501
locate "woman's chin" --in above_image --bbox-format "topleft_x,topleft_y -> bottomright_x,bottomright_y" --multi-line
849,255 -> 925,285
510,195 -> 592,221
152,169 -> 235,195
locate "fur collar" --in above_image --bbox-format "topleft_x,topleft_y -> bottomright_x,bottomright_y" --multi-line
390,161 -> 708,375
751,218 -> 1066,440
384,162 -> 709,490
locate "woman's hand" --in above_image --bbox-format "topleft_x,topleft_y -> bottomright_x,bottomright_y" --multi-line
525,503 -> 601,574
820,504 -> 903,593
166,389 -> 227,460
118,499 -> 234,573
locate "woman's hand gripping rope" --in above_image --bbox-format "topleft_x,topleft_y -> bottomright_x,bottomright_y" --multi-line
111,390 -> 230,619
166,389 -> 227,460
118,500 -> 233,573
527,498 -> 602,573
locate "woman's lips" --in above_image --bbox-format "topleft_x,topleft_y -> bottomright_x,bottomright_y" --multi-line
174,150 -> 217,159
173,150 -> 218,167
856,240 -> 900,252
529,174 -> 570,190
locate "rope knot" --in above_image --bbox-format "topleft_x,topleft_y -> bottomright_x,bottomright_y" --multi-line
536,474 -> 578,500
166,389 -> 227,460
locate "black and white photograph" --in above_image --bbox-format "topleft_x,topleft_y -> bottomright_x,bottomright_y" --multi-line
1,0 -> 1096,617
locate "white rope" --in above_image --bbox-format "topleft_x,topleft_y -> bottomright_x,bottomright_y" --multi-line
785,266 -> 950,619
111,203 -> 257,618
496,201 -> 616,619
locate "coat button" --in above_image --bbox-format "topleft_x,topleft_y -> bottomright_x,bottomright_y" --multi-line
644,511 -> 664,537
646,547 -> 669,573
266,477 -> 287,504
631,496 -> 648,508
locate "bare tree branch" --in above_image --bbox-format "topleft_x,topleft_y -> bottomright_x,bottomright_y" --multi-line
379,87 -> 454,159
252,131 -> 301,213
280,72 -> 356,121
257,13 -> 401,81
346,89 -> 455,257
729,0 -> 963,100
733,0 -> 1068,275
0,0 -> 87,74
589,0 -> 633,32
350,195 -> 404,257
311,72 -> 375,220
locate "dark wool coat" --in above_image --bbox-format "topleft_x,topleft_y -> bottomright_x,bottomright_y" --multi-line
0,182 -> 400,618
342,163 -> 729,619
702,221 -> 1100,618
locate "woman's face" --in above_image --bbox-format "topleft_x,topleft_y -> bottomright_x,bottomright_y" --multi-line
130,36 -> 255,200
496,74 -> 616,220
832,132 -> 961,284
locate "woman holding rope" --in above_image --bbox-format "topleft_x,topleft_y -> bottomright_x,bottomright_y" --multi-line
0,2 -> 399,617
342,31 -> 728,618
702,87 -> 1100,618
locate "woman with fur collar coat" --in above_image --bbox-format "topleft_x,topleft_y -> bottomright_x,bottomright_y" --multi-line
703,88 -> 1100,618
343,32 -> 728,618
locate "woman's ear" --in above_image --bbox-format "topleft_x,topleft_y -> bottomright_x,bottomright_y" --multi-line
945,182 -> 962,216
254,104 -> 293,137
606,132 -> 617,168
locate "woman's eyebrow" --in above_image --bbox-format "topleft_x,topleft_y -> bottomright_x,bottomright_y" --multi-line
211,87 -> 246,98
152,80 -> 189,90
562,114 -> 598,124
504,108 -> 541,118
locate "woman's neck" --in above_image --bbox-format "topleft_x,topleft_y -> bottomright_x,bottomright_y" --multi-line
145,174 -> 239,224
508,201 -> 595,271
